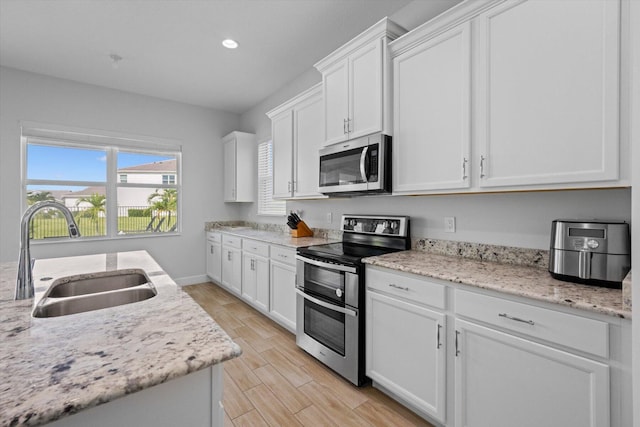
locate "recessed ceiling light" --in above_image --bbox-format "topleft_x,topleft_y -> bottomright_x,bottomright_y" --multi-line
222,39 -> 239,49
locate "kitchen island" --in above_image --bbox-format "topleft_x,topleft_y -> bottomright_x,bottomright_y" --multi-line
0,251 -> 241,427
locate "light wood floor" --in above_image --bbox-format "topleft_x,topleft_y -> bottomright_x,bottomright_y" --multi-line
183,282 -> 434,427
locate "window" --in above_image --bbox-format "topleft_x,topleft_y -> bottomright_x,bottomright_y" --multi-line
257,140 -> 286,216
22,123 -> 181,240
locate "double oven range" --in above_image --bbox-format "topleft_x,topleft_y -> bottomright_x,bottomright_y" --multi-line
295,215 -> 410,386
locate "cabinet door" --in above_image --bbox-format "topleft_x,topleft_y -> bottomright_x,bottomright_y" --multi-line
206,241 -> 221,284
323,59 -> 350,145
222,246 -> 241,295
454,319 -> 610,427
255,256 -> 269,313
272,110 -> 294,199
366,291 -> 446,423
393,22 -> 471,194
223,140 -> 236,201
269,260 -> 297,332
349,38 -> 383,140
241,253 -> 257,302
475,0 -> 620,188
293,91 -> 324,198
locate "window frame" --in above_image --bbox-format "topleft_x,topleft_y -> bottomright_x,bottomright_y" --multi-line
21,122 -> 182,241
257,139 -> 286,216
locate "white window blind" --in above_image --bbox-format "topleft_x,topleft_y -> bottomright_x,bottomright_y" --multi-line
257,141 -> 286,216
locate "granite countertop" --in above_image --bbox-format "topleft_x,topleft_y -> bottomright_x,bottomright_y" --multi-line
0,251 -> 241,427
364,250 -> 631,319
208,226 -> 339,248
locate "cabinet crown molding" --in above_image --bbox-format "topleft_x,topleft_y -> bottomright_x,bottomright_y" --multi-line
266,83 -> 322,119
390,0 -> 504,57
222,131 -> 256,143
314,17 -> 407,72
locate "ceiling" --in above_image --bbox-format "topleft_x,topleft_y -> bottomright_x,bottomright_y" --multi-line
0,0 -> 462,114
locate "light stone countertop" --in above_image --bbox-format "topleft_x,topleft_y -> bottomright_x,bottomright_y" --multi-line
0,251 -> 241,427
208,226 -> 339,248
364,250 -> 631,319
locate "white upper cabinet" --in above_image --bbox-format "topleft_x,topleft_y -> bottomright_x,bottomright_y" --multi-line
293,86 -> 324,198
386,0 -> 624,195
267,83 -> 326,199
391,22 -> 471,194
271,111 -> 294,199
315,18 -> 407,146
475,0 -> 620,188
222,131 -> 256,202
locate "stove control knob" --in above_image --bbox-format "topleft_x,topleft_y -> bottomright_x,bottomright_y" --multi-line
586,239 -> 599,249
336,289 -> 343,298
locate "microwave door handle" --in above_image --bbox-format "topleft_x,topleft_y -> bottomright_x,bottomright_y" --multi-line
359,146 -> 369,183
295,289 -> 357,317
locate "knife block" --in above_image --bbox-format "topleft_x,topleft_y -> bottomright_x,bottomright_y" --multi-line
291,221 -> 314,238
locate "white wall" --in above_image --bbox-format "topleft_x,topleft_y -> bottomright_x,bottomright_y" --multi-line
630,0 -> 640,424
0,66 -> 242,281
286,189 -> 631,249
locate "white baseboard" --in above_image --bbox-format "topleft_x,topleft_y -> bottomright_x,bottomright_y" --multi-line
174,274 -> 210,287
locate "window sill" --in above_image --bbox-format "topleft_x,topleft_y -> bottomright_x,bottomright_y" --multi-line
30,232 -> 181,245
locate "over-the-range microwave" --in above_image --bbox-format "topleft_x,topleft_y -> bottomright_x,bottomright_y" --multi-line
318,133 -> 391,196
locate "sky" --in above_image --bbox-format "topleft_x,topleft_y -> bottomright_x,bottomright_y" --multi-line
27,145 -> 173,191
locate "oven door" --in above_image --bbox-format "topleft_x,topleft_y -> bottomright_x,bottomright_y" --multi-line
295,289 -> 361,385
295,255 -> 363,385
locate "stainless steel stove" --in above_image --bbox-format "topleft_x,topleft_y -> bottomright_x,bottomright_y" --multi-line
295,215 -> 410,386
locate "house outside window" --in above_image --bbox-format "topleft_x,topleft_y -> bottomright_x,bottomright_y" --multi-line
22,123 -> 181,240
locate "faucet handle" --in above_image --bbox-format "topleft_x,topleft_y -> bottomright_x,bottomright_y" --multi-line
68,223 -> 80,238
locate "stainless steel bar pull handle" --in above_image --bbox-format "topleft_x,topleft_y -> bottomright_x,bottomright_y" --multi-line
498,313 -> 535,326
343,118 -> 347,134
388,284 -> 409,291
437,324 -> 442,349
480,155 -> 486,178
462,157 -> 468,180
455,330 -> 460,356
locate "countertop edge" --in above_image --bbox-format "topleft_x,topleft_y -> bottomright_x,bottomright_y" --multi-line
363,253 -> 631,320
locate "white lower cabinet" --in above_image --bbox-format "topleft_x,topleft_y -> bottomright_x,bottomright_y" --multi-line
221,246 -> 241,295
206,233 -> 222,284
241,238 -> 270,313
365,265 -> 629,427
269,245 -> 297,332
366,290 -> 446,423
454,319 -> 610,427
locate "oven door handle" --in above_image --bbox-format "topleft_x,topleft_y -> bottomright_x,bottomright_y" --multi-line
295,289 -> 358,317
295,255 -> 357,274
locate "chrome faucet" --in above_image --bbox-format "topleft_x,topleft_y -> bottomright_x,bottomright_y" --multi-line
15,201 -> 81,300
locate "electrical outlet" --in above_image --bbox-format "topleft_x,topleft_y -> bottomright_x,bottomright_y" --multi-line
444,217 -> 456,233
326,212 -> 333,224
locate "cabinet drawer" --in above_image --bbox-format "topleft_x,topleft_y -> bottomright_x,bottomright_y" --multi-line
222,234 -> 242,249
207,232 -> 222,243
455,289 -> 609,358
270,245 -> 296,266
366,267 -> 446,310
243,239 -> 270,257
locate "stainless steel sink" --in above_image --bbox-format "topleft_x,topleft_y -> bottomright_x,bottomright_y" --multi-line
47,270 -> 149,297
33,270 -> 157,318
33,286 -> 157,318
